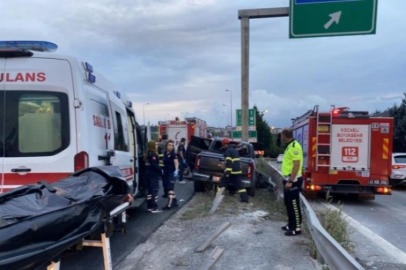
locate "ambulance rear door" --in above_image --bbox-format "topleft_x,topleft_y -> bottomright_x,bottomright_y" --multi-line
107,92 -> 134,188
2,57 -> 75,192
0,58 -> 5,191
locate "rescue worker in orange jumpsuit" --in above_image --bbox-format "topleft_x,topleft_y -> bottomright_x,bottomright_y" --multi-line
219,138 -> 249,203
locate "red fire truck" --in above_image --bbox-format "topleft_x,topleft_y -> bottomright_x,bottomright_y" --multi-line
292,105 -> 393,199
158,117 -> 207,147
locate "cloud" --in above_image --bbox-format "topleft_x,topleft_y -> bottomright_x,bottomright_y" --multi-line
1,0 -> 405,130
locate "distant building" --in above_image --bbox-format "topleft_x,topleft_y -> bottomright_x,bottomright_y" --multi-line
207,126 -> 230,138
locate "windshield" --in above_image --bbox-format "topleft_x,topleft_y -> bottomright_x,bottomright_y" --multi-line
0,91 -> 70,157
394,155 -> 406,164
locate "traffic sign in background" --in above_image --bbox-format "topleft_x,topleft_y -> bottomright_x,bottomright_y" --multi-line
290,0 -> 378,38
236,109 -> 256,126
232,130 -> 258,143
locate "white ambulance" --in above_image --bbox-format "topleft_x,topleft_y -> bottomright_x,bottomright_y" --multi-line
0,41 -> 146,199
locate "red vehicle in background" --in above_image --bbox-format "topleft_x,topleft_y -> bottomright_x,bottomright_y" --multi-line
158,117 -> 207,147
291,105 -> 393,200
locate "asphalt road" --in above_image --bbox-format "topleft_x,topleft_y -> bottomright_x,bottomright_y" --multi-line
44,180 -> 195,270
271,161 -> 406,253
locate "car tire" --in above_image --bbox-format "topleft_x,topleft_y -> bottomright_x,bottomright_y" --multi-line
194,180 -> 205,192
246,186 -> 256,197
247,177 -> 256,197
389,178 -> 398,187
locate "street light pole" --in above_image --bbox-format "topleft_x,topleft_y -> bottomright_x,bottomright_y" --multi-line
143,103 -> 149,126
223,104 -> 229,126
225,89 -> 232,128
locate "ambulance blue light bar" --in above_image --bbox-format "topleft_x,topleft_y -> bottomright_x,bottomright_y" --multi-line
86,72 -> 96,83
83,62 -> 93,73
115,91 -> 121,99
0,41 -> 57,52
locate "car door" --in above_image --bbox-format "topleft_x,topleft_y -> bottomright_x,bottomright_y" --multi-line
107,92 -> 133,186
186,135 -> 211,171
2,58 -> 73,193
0,59 -> 5,192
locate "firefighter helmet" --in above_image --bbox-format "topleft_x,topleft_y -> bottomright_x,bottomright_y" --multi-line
221,138 -> 230,146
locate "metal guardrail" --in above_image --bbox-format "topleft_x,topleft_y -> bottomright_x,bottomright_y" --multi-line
257,158 -> 364,270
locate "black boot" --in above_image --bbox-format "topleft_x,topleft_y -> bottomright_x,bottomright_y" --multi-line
240,192 -> 249,203
162,193 -> 178,210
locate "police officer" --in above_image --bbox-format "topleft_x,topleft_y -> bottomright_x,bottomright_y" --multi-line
219,138 -> 249,203
144,140 -> 163,213
158,134 -> 169,197
280,128 -> 303,236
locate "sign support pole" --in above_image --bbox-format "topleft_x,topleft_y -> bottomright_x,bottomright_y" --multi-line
239,8 -> 289,142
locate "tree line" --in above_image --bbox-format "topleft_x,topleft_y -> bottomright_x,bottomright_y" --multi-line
372,93 -> 406,152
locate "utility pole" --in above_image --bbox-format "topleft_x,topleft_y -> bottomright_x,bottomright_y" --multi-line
143,103 -> 149,126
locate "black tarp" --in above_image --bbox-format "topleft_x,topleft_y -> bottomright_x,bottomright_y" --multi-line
0,166 -> 131,270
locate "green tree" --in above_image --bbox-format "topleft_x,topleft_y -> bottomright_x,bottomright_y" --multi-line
388,96 -> 406,152
252,106 -> 271,156
375,93 -> 406,152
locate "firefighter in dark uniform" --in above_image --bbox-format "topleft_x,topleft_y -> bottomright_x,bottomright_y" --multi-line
219,138 -> 249,203
280,128 -> 303,236
158,133 -> 169,198
144,140 -> 163,213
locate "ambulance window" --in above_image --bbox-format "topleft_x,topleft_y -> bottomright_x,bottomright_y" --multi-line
2,91 -> 69,157
113,111 -> 129,151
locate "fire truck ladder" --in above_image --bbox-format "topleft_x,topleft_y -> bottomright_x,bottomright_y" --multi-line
315,106 -> 333,170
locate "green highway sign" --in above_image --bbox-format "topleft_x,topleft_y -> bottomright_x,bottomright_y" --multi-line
236,109 -> 256,127
289,0 -> 378,38
232,130 -> 257,142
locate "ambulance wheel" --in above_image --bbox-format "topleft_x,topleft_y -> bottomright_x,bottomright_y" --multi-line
194,180 -> 205,192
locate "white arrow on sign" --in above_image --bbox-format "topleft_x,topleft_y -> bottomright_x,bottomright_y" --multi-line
324,11 -> 342,30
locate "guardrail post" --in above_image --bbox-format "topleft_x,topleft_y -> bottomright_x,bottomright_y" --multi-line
316,213 -> 326,265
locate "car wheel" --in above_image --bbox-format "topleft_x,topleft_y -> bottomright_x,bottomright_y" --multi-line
389,178 -> 398,187
246,186 -> 256,197
247,177 -> 256,197
194,180 -> 205,192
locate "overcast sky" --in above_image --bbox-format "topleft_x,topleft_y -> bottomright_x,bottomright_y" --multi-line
2,0 -> 405,128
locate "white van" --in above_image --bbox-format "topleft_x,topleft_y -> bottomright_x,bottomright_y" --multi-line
0,41 -> 146,199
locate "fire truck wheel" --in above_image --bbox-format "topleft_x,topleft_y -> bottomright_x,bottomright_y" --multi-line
358,194 -> 375,200
302,191 -> 317,200
194,180 -> 205,192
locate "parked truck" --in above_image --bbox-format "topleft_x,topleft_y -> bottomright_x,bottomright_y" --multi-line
288,105 -> 393,199
186,136 -> 258,196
